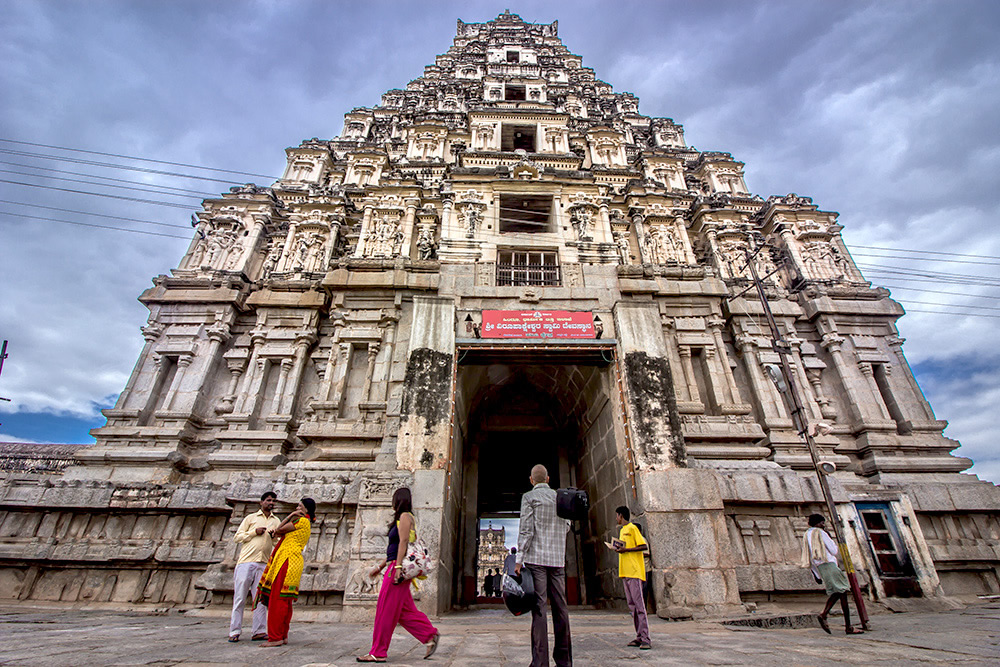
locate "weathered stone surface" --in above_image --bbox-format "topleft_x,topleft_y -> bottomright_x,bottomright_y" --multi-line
2,9 -> 997,617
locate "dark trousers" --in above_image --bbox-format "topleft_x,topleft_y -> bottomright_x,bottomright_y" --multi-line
527,564 -> 572,667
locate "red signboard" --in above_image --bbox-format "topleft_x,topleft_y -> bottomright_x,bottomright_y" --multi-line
481,310 -> 595,339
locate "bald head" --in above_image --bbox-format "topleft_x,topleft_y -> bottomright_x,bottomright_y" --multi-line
530,464 -> 548,485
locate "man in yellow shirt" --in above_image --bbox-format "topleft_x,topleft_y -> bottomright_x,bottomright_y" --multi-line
614,506 -> 650,650
229,491 -> 280,642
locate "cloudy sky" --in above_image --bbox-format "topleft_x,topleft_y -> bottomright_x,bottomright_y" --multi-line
1,1 -> 998,482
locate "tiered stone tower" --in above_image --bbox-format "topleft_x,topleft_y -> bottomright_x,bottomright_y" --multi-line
2,12 -> 997,616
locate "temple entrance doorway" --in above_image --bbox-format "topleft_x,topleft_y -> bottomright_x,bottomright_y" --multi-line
449,344 -> 633,609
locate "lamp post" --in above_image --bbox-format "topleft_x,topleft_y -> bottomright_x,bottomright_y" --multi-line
742,239 -> 871,630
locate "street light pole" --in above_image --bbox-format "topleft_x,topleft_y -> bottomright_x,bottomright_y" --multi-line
742,241 -> 871,630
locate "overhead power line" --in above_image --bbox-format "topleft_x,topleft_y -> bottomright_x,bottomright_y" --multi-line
1,211 -> 191,240
0,160 -> 219,197
901,300 -> 1000,312
0,179 -> 196,210
0,148 -> 257,187
0,138 -> 280,180
0,168 -> 214,199
852,244 -> 1000,261
877,284 -> 1000,301
903,308 -> 1000,320
0,199 -> 189,230
852,251 -> 1000,267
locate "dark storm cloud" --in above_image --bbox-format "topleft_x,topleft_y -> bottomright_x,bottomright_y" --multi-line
0,0 -> 997,478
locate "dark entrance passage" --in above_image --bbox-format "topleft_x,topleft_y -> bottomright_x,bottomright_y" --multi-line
448,344 -> 632,609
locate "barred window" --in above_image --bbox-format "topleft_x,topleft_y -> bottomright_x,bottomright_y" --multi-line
497,250 -> 560,287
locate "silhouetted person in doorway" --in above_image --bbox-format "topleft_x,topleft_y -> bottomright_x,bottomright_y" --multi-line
493,570 -> 502,597
515,464 -> 572,667
503,547 -> 518,576
484,569 -> 495,598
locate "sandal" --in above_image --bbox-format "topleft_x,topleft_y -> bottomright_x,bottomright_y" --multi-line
817,615 -> 831,634
357,655 -> 387,663
424,632 -> 440,659
228,636 -> 239,643
846,627 -> 865,635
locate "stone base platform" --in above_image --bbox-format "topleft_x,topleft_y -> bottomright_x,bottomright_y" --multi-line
1,601 -> 998,666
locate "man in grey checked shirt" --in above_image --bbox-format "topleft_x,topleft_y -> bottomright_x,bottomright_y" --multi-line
515,464 -> 572,667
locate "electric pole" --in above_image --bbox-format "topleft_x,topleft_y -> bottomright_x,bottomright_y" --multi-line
0,340 -> 10,425
742,239 -> 871,630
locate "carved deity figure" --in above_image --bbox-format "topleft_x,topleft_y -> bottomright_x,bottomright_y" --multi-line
223,235 -> 246,271
717,240 -> 748,278
191,227 -> 241,270
417,227 -> 438,260
800,240 -> 850,280
463,208 -> 481,238
645,225 -> 682,264
292,231 -> 326,272
366,215 -> 403,258
613,230 -> 631,264
571,209 -> 594,241
261,239 -> 283,277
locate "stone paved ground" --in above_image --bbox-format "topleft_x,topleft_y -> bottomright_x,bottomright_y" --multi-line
1,601 -> 998,666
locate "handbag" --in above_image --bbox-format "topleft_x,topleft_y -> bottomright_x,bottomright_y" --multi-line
399,537 -> 434,580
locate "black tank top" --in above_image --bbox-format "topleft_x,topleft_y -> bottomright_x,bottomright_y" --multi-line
386,523 -> 400,560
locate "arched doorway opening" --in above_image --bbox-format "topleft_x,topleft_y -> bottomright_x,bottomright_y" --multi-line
449,346 -> 633,609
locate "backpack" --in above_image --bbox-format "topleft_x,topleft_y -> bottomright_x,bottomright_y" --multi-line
556,487 -> 589,521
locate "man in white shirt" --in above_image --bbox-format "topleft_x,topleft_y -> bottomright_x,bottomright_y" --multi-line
801,513 -> 863,636
229,491 -> 280,642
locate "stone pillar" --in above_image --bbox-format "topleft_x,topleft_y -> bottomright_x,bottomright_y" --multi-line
613,301 -> 684,468
639,468 -> 742,618
397,296 -> 455,471
806,367 -> 837,420
678,346 -> 701,405
707,318 -> 742,408
216,357 -> 247,414
279,222 -> 299,272
323,220 -> 342,269
676,216 -> 696,265
269,358 -> 295,415
858,362 -> 893,421
887,335 -> 937,422
116,321 -> 164,411
234,328 -> 267,415
735,335 -> 787,424
354,205 -> 374,257
400,199 -> 418,259
278,333 -> 316,415
172,319 -> 231,415
331,342 -> 352,415
361,341 -> 381,403
819,332 -> 870,427
440,198 -> 455,239
633,214 -> 650,264
161,353 -> 194,412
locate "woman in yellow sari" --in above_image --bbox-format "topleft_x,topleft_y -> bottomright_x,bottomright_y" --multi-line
255,497 -> 315,647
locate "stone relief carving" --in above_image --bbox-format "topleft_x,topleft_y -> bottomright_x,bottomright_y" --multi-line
417,226 -> 438,259
613,230 -> 631,264
644,224 -> 683,264
292,231 -> 327,272
364,216 -> 404,258
570,208 -> 594,241
799,240 -> 852,280
186,217 -> 249,272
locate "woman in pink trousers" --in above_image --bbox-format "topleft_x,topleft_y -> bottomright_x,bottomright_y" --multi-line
357,487 -> 441,662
